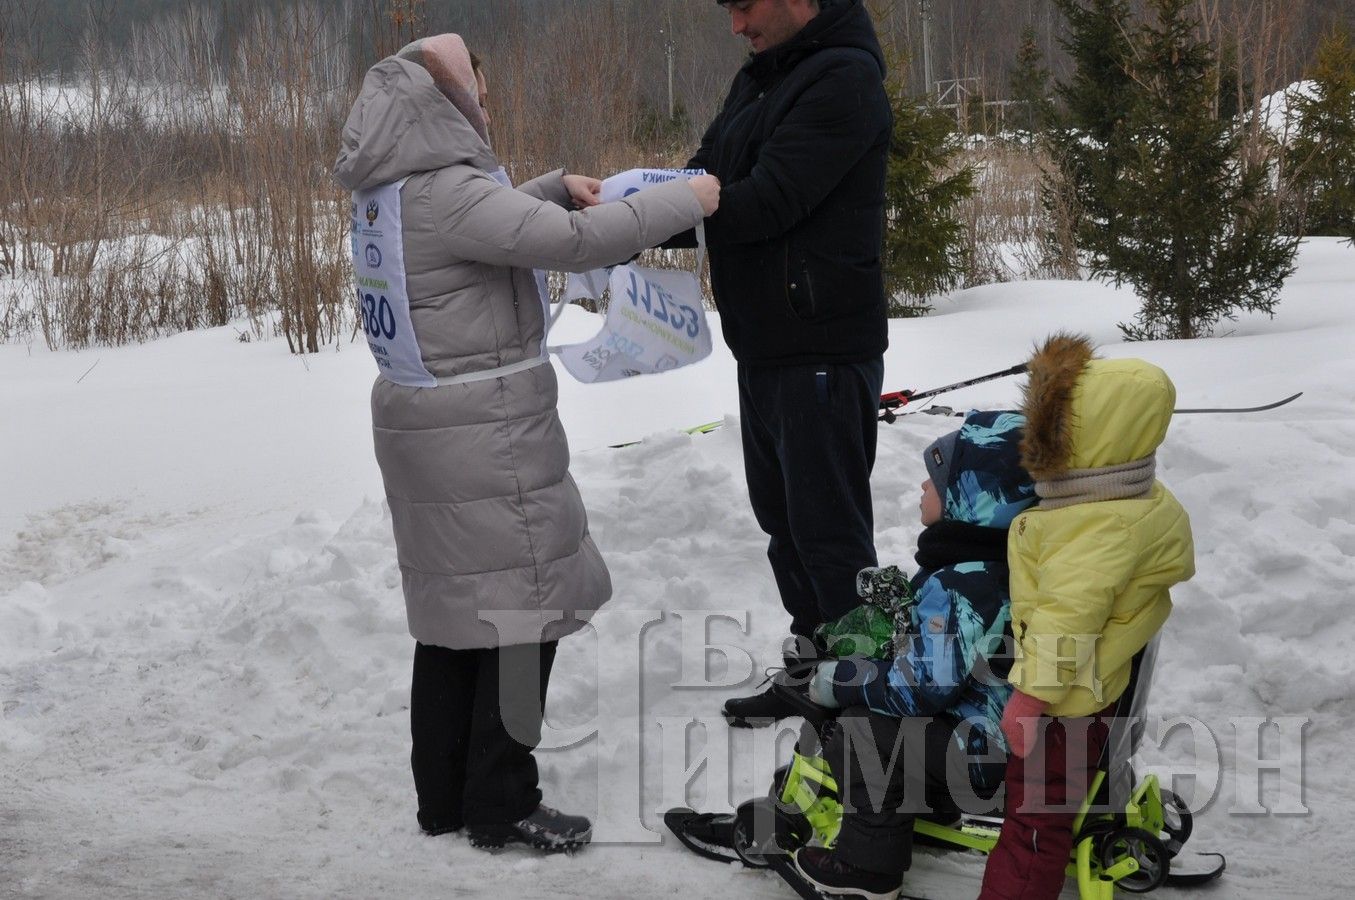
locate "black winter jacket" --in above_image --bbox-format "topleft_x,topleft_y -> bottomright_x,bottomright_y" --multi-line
685,0 -> 891,366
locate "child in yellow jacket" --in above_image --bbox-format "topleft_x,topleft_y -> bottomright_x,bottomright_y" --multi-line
978,333 -> 1195,900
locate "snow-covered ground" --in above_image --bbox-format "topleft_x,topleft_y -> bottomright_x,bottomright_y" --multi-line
4,77 -> 349,138
8,78 -> 234,131
3,239 -> 1351,899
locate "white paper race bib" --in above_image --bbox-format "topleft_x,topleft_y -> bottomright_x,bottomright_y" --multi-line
351,168 -> 711,389
350,178 -> 438,387
552,168 -> 713,384
554,264 -> 713,383
563,167 -> 706,304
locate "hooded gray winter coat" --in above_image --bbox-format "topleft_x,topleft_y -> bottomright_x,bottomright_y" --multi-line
334,56 -> 706,649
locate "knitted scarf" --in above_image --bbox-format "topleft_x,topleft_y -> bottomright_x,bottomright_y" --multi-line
1035,454 -> 1156,510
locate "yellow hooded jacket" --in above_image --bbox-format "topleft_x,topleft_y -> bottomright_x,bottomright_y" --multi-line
1007,335 -> 1195,717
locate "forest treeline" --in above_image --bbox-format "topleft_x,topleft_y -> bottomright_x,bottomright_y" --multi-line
2,0 -> 1351,352
16,0 -> 1355,125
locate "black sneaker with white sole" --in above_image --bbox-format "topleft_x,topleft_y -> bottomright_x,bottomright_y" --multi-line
468,804 -> 592,854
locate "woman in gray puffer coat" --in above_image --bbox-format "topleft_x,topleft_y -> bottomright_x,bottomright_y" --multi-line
333,34 -> 718,853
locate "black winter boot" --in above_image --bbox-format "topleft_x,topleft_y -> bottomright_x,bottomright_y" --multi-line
467,804 -> 592,854
794,847 -> 903,900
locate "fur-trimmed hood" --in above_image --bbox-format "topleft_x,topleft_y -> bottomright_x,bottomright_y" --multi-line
1019,333 -> 1177,480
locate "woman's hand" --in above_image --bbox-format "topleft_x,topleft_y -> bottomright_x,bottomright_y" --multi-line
562,174 -> 603,209
689,174 -> 721,217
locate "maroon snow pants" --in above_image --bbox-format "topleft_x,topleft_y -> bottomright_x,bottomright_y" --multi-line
977,712 -> 1110,900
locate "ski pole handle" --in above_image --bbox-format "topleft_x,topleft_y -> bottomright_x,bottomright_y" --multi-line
877,362 -> 1029,423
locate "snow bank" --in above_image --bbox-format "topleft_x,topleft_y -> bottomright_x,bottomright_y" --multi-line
1257,79 -> 1318,143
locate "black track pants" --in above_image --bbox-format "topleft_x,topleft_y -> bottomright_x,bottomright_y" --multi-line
410,640 -> 558,832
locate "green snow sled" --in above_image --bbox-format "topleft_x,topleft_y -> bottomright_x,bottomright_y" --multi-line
671,639 -> 1225,898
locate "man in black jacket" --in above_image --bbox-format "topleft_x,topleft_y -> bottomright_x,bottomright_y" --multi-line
687,0 -> 892,726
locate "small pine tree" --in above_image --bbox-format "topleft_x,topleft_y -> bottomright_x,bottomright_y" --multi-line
635,95 -> 691,150
1100,0 -> 1298,340
1008,25 -> 1052,137
1283,25 -> 1355,241
882,95 -> 976,315
1051,0 -> 1135,144
1045,0 -> 1136,265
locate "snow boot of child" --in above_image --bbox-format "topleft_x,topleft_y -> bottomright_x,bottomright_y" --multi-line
794,847 -> 903,900
723,643 -> 822,728
467,804 -> 592,854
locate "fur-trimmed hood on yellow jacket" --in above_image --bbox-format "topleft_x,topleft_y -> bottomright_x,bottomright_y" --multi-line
1006,334 -> 1195,717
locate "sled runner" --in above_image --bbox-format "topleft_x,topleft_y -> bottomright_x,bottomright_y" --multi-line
666,640 -> 1225,899
663,808 -> 741,865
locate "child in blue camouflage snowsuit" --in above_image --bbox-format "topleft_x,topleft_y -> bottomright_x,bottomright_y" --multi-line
794,410 -> 1038,900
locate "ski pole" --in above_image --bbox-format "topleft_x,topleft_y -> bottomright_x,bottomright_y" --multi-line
879,363 -> 1028,423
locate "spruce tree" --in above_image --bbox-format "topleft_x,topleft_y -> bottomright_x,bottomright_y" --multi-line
1008,25 -> 1052,137
867,3 -> 975,315
881,95 -> 976,315
1101,0 -> 1298,340
1045,0 -> 1135,265
1283,25 -> 1355,241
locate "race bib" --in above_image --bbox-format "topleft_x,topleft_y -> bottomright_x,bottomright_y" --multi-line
554,263 -> 712,383
602,167 -> 706,201
563,167 -> 705,304
350,178 -> 437,387
553,168 -> 713,384
351,168 -> 711,388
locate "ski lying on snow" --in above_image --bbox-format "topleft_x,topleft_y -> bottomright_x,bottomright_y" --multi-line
1174,391 -> 1303,414
608,420 -> 723,449
912,392 -> 1304,419
769,856 -> 934,900
609,391 -> 1303,448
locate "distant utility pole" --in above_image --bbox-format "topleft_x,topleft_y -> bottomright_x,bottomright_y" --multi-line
666,38 -> 676,119
663,8 -> 676,120
920,0 -> 935,99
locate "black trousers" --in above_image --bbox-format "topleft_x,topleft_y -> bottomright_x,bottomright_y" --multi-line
410,640 -> 557,833
823,707 -> 1005,878
738,358 -> 884,638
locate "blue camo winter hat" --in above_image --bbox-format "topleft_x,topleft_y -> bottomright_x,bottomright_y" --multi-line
934,411 -> 1037,529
